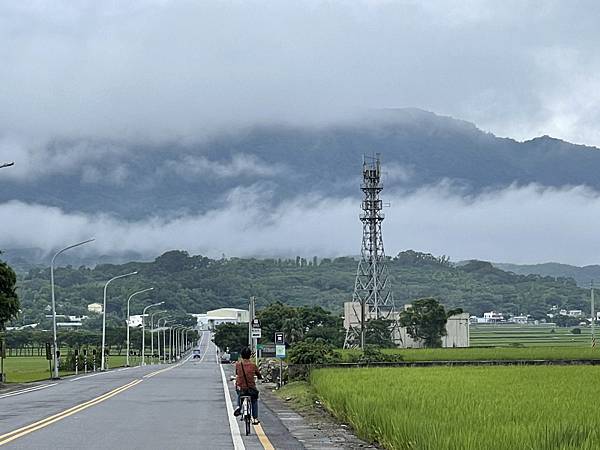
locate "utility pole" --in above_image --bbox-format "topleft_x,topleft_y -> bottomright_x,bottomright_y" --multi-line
248,297 -> 255,353
592,281 -> 596,348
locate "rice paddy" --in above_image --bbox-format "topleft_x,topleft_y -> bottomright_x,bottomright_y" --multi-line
311,365 -> 600,449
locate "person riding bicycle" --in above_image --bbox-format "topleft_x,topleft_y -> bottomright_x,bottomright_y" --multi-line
233,347 -> 262,425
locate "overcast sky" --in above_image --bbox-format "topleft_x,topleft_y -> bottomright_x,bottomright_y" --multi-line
2,1 -> 600,265
1,1 -> 600,145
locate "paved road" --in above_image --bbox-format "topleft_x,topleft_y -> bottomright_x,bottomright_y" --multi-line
0,332 -> 303,449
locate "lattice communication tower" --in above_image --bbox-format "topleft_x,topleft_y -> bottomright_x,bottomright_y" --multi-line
344,154 -> 397,349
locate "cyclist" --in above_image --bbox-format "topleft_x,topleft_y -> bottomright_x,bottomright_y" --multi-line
233,347 -> 262,425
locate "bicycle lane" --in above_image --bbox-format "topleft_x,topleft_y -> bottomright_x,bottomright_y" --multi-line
221,363 -> 304,450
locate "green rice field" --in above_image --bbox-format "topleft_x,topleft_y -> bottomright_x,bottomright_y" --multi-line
338,345 -> 600,362
311,366 -> 600,450
470,324 -> 595,347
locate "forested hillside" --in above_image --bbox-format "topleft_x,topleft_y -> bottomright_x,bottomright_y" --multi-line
493,262 -> 600,288
8,250 -> 589,329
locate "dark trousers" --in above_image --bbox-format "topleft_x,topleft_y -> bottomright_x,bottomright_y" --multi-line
237,389 -> 258,419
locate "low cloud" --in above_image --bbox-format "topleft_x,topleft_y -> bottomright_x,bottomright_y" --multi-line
163,154 -> 286,179
2,183 -> 600,266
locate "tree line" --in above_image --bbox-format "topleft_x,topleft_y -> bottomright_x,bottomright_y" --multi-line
7,250 -> 591,332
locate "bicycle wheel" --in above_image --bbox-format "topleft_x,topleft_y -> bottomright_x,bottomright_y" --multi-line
245,416 -> 251,435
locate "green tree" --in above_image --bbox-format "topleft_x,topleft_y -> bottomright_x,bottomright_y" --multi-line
364,319 -> 395,348
0,258 -> 19,330
213,323 -> 248,353
399,298 -> 461,348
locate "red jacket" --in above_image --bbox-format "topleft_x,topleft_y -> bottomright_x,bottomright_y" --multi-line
236,359 -> 261,390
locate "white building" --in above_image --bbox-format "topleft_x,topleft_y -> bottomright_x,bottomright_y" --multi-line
483,311 -> 504,323
396,313 -> 470,348
510,315 -> 529,324
343,302 -> 470,348
87,303 -> 103,314
127,314 -> 144,327
57,322 -> 83,328
193,308 -> 250,330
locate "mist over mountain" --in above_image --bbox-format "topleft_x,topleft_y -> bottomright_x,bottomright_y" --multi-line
5,109 -> 600,265
493,262 -> 600,288
3,109 -> 600,220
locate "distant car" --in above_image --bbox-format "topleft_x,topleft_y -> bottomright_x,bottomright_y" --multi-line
220,352 -> 231,364
192,349 -> 202,359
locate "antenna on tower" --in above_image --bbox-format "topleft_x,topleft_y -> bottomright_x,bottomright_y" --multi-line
344,153 -> 398,349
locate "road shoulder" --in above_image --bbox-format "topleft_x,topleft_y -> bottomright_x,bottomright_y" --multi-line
265,381 -> 378,449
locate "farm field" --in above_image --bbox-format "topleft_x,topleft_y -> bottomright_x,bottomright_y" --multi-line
311,366 -> 600,450
470,324 -> 593,347
338,346 -> 600,362
2,354 -> 137,383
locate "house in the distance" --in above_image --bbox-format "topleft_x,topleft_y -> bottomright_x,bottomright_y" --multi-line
193,308 -> 250,330
87,303 -> 103,314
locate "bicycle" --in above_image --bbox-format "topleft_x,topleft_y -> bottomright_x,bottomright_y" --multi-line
240,395 -> 252,435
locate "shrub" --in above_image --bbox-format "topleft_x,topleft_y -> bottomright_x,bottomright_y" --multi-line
288,340 -> 336,364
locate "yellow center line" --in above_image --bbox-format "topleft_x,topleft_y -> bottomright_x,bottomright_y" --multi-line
0,379 -> 142,447
254,423 -> 275,450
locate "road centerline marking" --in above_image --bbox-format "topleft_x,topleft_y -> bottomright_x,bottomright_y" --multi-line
0,379 -> 142,446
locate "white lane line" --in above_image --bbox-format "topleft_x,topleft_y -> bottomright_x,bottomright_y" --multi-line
71,372 -> 104,381
71,365 -> 142,381
219,345 -> 245,450
200,332 -> 211,362
0,383 -> 57,400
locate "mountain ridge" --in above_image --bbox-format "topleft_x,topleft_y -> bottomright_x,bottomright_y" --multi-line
3,108 -> 600,220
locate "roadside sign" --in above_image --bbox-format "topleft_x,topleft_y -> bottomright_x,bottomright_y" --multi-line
275,332 -> 285,345
251,328 -> 262,339
276,344 -> 286,359
256,343 -> 264,350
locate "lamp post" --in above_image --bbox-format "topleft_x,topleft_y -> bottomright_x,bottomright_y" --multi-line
50,238 -> 95,379
161,319 -> 173,363
142,302 -> 164,365
157,317 -> 168,364
175,326 -> 184,359
101,271 -> 137,371
150,310 -> 165,362
126,288 -> 154,367
155,314 -> 170,363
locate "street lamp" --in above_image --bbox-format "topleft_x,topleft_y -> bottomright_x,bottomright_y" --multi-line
155,314 -> 170,363
174,326 -> 183,359
174,325 -> 188,359
142,302 -> 164,365
158,317 -> 172,364
50,238 -> 95,379
101,271 -> 137,371
150,310 -> 166,361
126,287 -> 154,367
